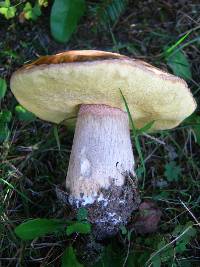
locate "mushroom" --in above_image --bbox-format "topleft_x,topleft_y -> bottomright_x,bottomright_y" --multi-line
10,50 -> 196,238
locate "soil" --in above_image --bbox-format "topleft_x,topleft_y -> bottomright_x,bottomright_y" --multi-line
56,173 -> 141,240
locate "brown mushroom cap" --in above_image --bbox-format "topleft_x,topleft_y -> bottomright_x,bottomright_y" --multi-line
10,50 -> 196,131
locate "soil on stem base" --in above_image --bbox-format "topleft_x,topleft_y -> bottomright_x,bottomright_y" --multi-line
56,174 -> 140,239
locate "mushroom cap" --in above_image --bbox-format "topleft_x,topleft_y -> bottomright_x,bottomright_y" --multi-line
10,50 -> 196,131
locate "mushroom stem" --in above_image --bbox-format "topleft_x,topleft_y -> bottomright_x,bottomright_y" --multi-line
66,104 -> 140,238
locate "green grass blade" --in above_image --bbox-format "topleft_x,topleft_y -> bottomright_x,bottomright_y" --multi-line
53,125 -> 61,151
165,31 -> 191,56
0,178 -> 34,204
120,90 -> 146,188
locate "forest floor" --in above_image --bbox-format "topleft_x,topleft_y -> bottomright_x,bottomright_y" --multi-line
0,1 -> 200,266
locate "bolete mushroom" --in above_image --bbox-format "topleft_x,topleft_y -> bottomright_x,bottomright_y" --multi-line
10,50 -> 196,238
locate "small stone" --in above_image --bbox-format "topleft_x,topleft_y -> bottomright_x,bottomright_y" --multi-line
134,201 -> 162,234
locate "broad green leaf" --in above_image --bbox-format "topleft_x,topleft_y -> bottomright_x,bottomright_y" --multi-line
166,50 -> 192,80
15,105 -> 36,121
0,110 -> 12,123
15,218 -> 65,240
23,2 -> 41,21
61,246 -> 83,267
0,3 -> 16,19
164,161 -> 182,182
66,222 -> 91,236
5,5 -> 15,18
23,2 -> 33,19
0,78 -> 7,99
77,208 -> 88,221
50,0 -> 86,43
0,7 -> 8,17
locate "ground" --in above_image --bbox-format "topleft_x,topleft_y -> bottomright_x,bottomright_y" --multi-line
0,1 -> 200,266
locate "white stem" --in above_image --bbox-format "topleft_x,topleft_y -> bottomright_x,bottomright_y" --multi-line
66,104 -> 135,206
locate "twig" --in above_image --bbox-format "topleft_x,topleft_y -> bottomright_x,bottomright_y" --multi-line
145,225 -> 194,267
142,133 -> 166,145
179,199 -> 200,227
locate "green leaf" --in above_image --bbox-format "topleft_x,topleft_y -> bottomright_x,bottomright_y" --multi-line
77,208 -> 88,221
5,5 -> 15,18
152,256 -> 161,267
0,0 -> 16,19
0,0 -> 10,7
175,242 -> 187,253
23,2 -> 33,19
178,260 -> 191,267
4,0 -> 10,7
185,226 -> 196,237
38,0 -> 48,7
93,0 -> 128,30
164,161 -> 182,182
164,32 -> 191,56
0,111 -> 11,142
33,2 -> 42,17
23,2 -> 41,21
120,225 -> 127,235
0,78 -> 7,99
53,125 -> 61,151
50,0 -> 86,43
173,222 -> 196,240
15,105 -> 36,121
15,218 -> 65,240
66,222 -> 91,236
0,123 -> 10,142
61,246 -> 83,267
120,89 -> 146,188
166,50 -> 192,80
0,6 -> 16,19
0,110 -> 12,123
136,120 -> 155,135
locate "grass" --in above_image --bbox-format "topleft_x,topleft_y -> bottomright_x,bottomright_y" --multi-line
0,0 -> 200,266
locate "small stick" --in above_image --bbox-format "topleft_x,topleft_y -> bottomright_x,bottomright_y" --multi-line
142,133 -> 166,145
